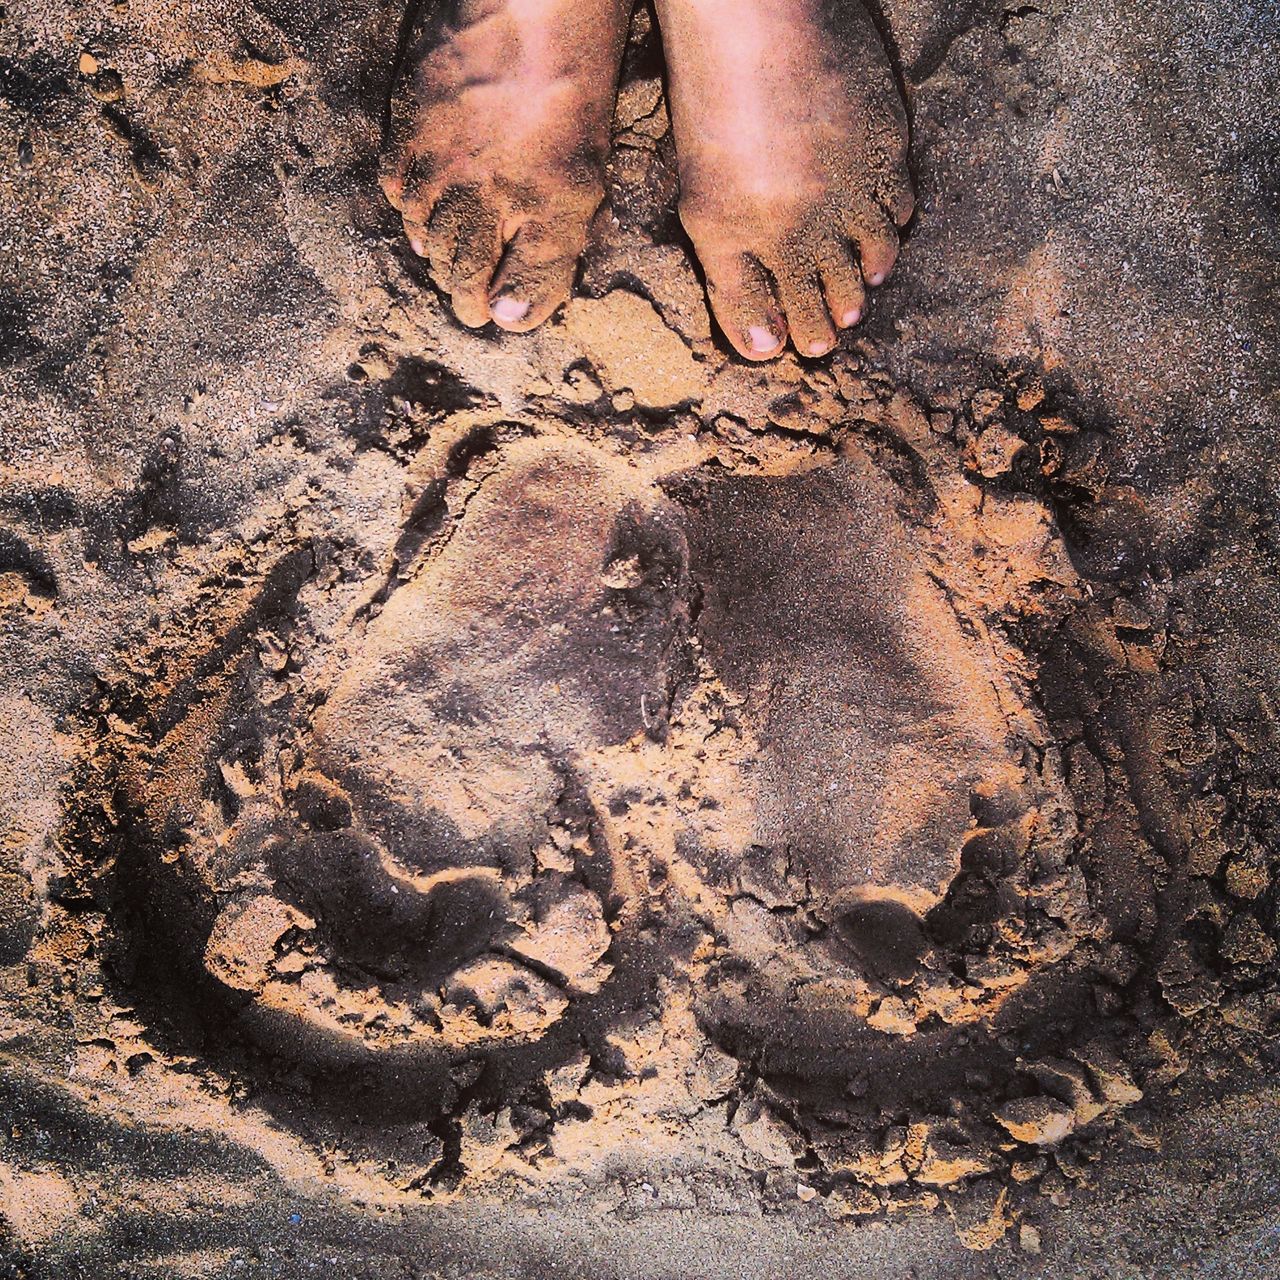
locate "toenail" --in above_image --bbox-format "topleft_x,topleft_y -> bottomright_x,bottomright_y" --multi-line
491,296 -> 531,325
807,339 -> 832,356
747,325 -> 780,354
841,307 -> 862,326
866,271 -> 885,287
409,236 -> 425,256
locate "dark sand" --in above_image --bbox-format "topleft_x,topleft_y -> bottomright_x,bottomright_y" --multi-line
1,0 -> 1278,1275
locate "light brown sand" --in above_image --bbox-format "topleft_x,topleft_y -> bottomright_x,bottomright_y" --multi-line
0,0 -> 1277,1275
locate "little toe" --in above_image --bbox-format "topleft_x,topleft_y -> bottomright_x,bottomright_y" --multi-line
387,151 -> 435,228
702,251 -> 787,361
851,206 -> 901,288
487,218 -> 585,332
401,217 -> 429,261
380,147 -> 414,213
386,157 -> 435,260
777,270 -> 838,358
883,174 -> 916,228
381,168 -> 405,210
818,241 -> 867,330
427,188 -> 504,329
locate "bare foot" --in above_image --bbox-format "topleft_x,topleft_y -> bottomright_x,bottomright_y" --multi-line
382,0 -> 631,332
654,0 -> 914,359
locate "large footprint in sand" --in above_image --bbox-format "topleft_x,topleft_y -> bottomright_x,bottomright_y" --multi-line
675,456 -> 1073,1073
121,413 -> 1081,1084
125,436 -> 690,1066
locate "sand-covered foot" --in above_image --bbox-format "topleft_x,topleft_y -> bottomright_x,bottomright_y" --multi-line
382,0 -> 632,332
654,0 -> 913,359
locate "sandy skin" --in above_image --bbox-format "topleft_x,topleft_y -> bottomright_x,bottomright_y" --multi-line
654,0 -> 914,359
382,0 -> 913,357
381,0 -> 633,333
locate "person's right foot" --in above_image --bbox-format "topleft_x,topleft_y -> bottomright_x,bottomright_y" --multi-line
654,0 -> 914,360
382,0 -> 632,333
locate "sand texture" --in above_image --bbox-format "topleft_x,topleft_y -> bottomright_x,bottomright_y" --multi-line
1,0 -> 1278,1275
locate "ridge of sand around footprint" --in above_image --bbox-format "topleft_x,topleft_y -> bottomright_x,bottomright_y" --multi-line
3,0 -> 1276,1264
81,373 -> 1138,1211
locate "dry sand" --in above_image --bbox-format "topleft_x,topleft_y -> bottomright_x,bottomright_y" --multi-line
1,0 -> 1278,1275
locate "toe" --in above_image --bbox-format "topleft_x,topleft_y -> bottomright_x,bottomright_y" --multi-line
381,167 -> 405,209
487,217 -> 586,332
380,149 -> 417,215
401,217 -> 429,260
883,173 -> 916,228
850,204 -> 901,288
379,142 -> 413,212
818,240 -> 867,330
701,250 -> 787,361
385,155 -> 434,258
427,187 -> 504,329
777,268 -> 838,358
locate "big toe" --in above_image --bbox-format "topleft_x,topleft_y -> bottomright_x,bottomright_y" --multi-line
701,249 -> 787,361
487,217 -> 586,333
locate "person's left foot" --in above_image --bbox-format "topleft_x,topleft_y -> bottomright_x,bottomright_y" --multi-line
382,0 -> 632,332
